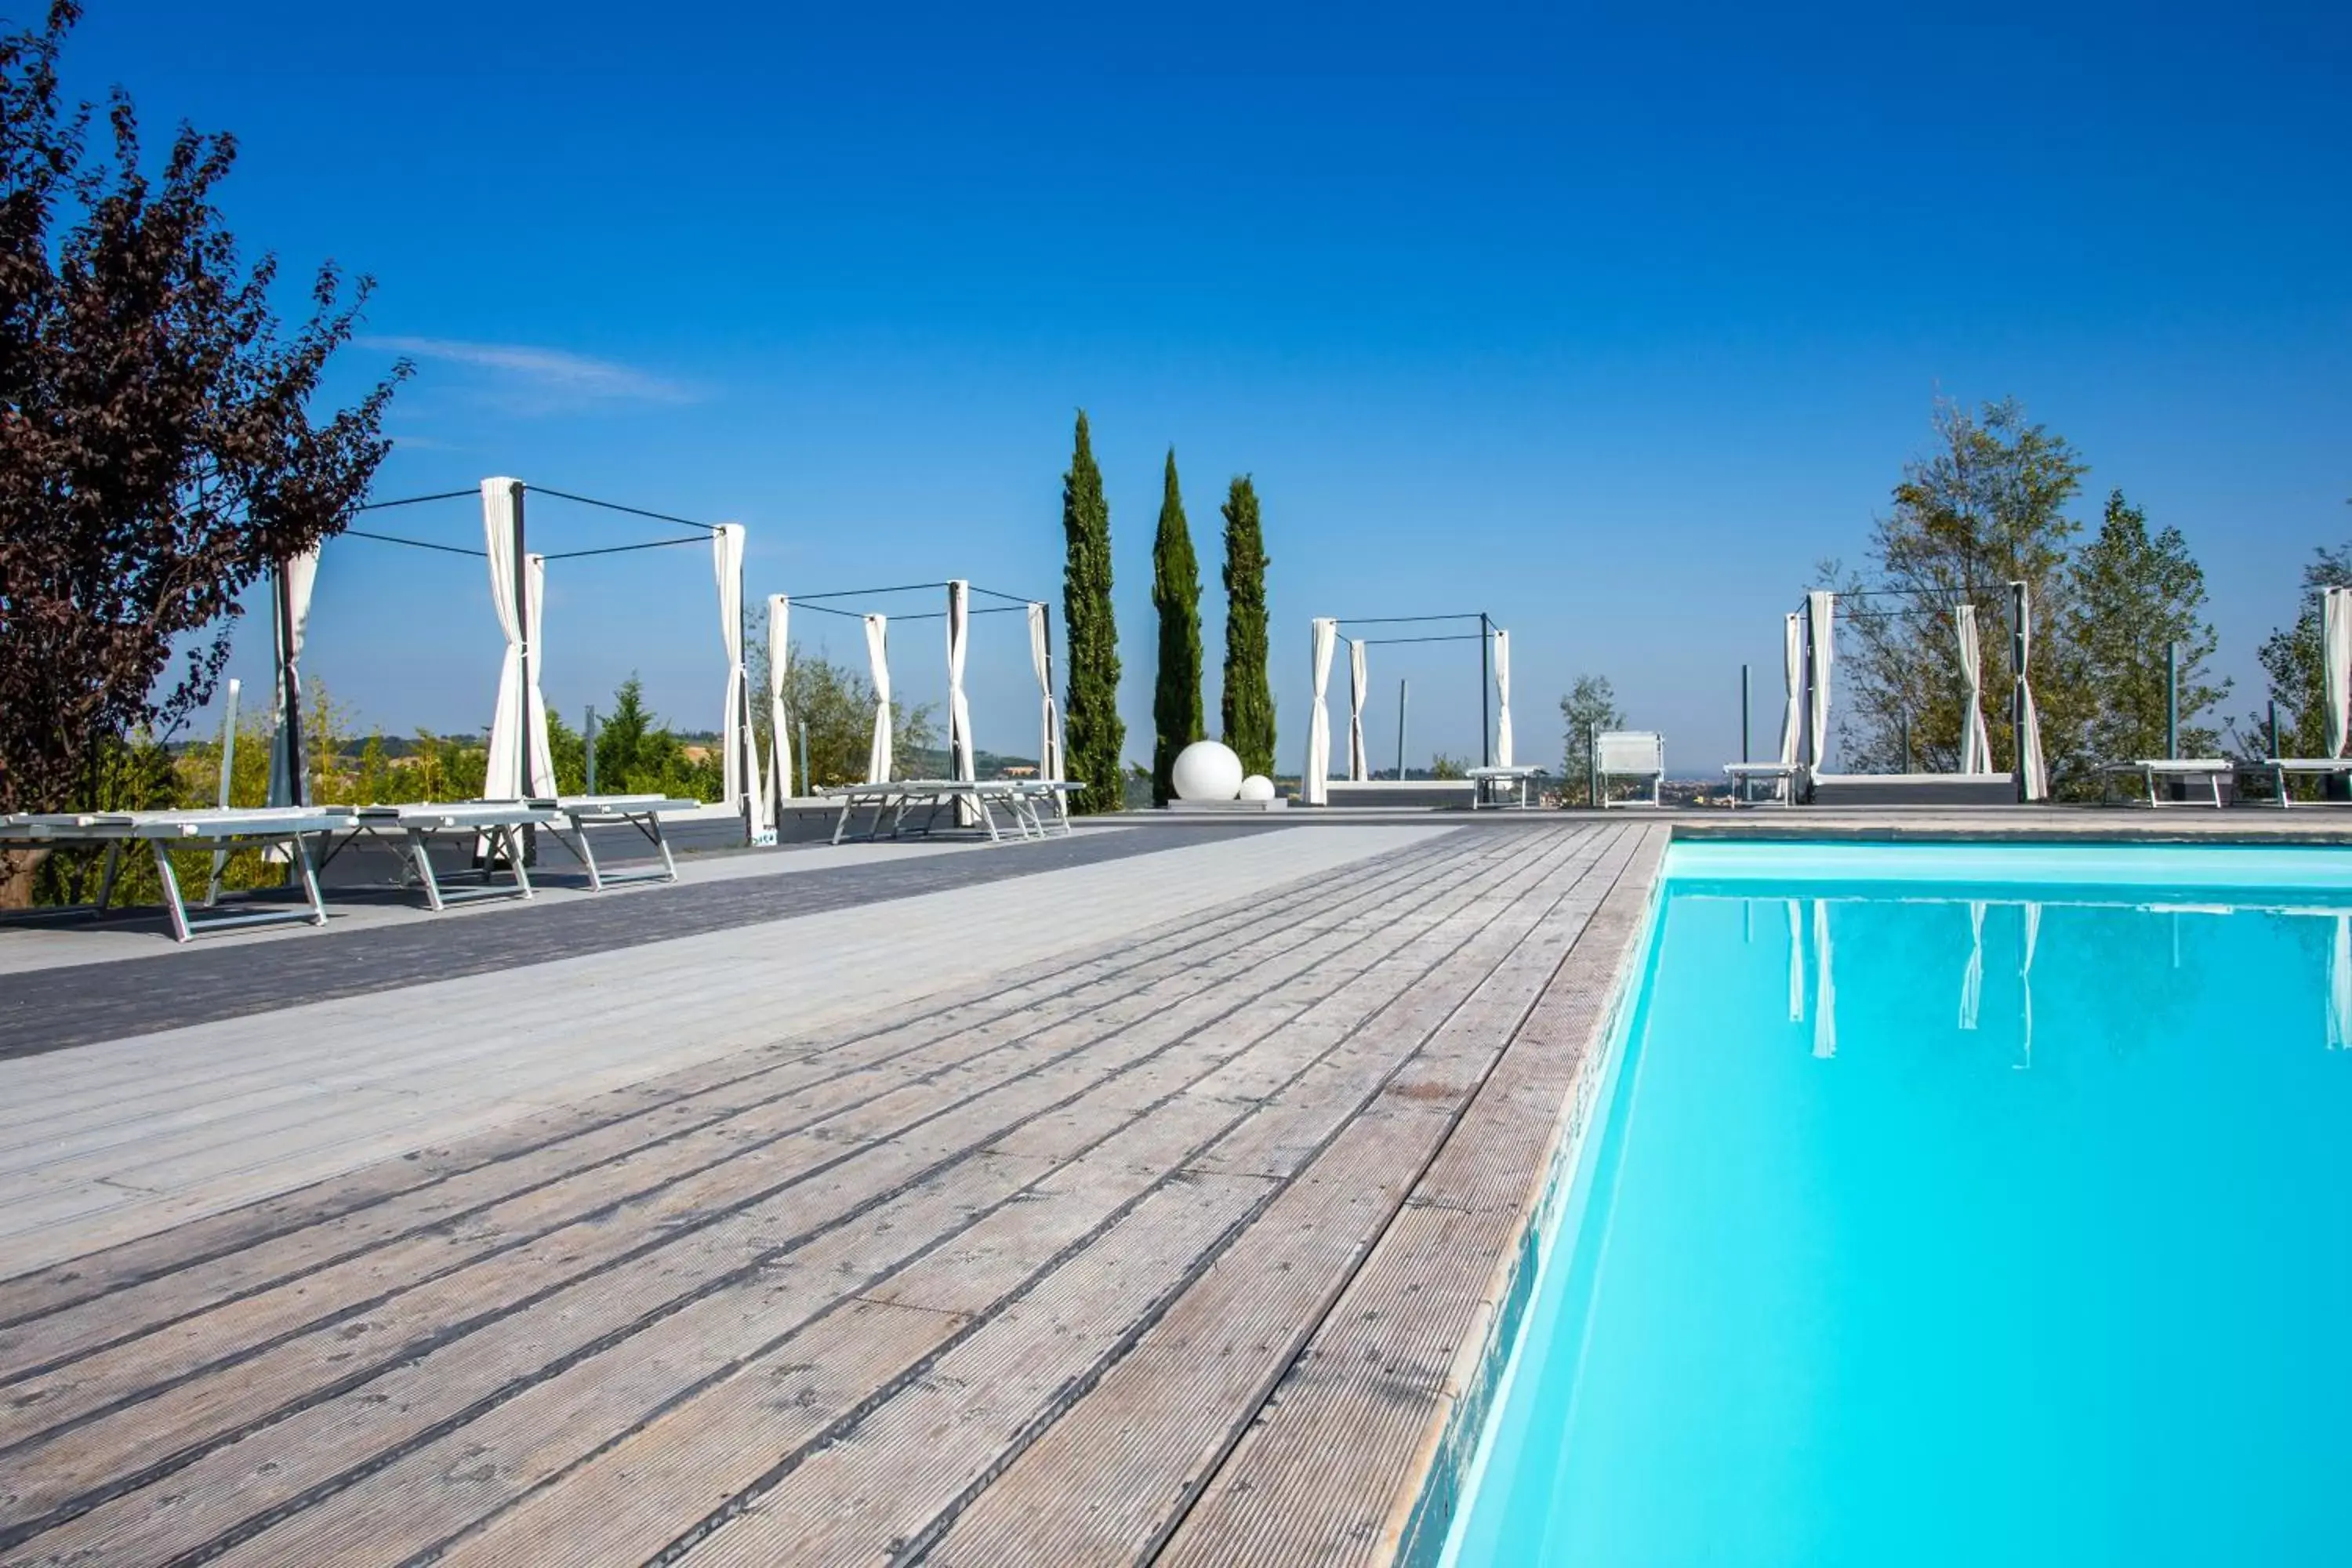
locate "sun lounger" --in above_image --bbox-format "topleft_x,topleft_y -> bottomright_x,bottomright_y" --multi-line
318,800 -> 560,911
1466,765 -> 1544,810
2256,757 -> 2352,808
820,780 -> 1054,845
1008,779 -> 1083,836
1596,731 -> 1667,808
543,794 -> 699,890
1721,761 -> 1806,806
2098,759 -> 2234,808
0,806 -> 354,942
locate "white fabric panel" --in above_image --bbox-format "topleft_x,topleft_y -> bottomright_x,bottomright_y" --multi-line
481,477 -> 528,800
711,524 -> 765,834
524,552 -> 555,797
2016,583 -> 2049,800
1956,604 -> 1992,775
1806,590 -> 1835,773
865,613 -> 893,783
2330,914 -> 2350,1051
265,547 -> 319,808
1347,638 -> 1368,782
1027,602 -> 1064,783
767,594 -> 793,804
947,581 -> 976,783
946,581 -> 977,826
1958,900 -> 1986,1030
2325,586 -> 2352,759
1777,613 -> 1803,801
1493,627 -> 1514,768
1786,898 -> 1806,1023
1812,898 -> 1836,1059
1305,618 -> 1337,805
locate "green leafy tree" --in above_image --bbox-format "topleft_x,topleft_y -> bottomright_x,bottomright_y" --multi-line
593,675 -> 659,791
1060,412 -> 1123,812
1219,475 -> 1276,777
2071,490 -> 2227,764
1428,753 -> 1468,781
1149,449 -> 1205,805
1832,397 -> 2091,787
1558,674 -> 1626,807
2241,527 -> 2352,788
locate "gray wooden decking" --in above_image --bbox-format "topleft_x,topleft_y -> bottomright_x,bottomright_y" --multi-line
0,822 -> 1665,1566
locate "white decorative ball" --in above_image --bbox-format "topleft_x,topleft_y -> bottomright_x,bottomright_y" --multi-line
1238,774 -> 1276,802
1172,740 -> 1245,802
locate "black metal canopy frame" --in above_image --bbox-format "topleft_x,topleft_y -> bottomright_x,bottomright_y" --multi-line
1328,612 -> 1497,771
1772,581 -> 2039,802
321,483 -> 726,804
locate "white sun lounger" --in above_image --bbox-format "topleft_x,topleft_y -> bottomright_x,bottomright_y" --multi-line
0,806 -> 354,942
820,780 -> 1054,845
1721,761 -> 1806,806
318,800 -> 561,911
543,795 -> 699,890
2257,758 -> 2352,808
2098,759 -> 2234,808
1466,765 -> 1544,810
1596,731 -> 1667,808
1008,779 -> 1083,836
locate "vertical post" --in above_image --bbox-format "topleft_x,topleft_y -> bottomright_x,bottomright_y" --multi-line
1479,613 -> 1493,770
206,678 -> 241,906
584,705 -> 599,794
1396,678 -> 1407,780
1586,720 -> 1599,809
1799,597 -> 1818,802
1901,711 -> 1912,774
2165,639 -> 2180,760
800,720 -> 811,788
2010,580 -> 2029,804
274,561 -> 305,807
2268,700 -> 2281,761
1739,662 -> 1751,804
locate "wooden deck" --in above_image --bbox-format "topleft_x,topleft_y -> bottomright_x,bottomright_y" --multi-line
0,822 -> 1666,1566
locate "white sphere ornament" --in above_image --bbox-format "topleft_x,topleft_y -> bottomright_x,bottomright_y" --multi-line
1238,774 -> 1276,802
1171,740 -> 1245,802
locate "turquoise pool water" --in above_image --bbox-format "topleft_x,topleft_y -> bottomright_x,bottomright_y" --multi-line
1445,842 -> 2352,1567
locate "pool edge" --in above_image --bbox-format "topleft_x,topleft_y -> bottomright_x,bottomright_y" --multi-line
1376,827 -> 1671,1568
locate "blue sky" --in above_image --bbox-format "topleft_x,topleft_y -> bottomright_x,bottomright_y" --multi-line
67,0 -> 2352,770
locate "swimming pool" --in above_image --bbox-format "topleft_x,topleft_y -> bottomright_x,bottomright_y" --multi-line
1443,840 -> 2352,1567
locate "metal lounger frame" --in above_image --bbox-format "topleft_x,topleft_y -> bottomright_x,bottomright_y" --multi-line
2,811 -> 347,942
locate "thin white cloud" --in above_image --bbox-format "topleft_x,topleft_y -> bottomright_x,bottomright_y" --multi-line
364,336 -> 699,410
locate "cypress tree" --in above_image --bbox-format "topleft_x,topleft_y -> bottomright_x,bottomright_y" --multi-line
1220,476 -> 1276,777
1060,411 -> 1124,813
1149,449 -> 1204,805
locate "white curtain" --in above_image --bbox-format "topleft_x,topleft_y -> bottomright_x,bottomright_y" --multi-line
1812,898 -> 1836,1059
1786,898 -> 1806,1023
2329,914 -> 2350,1051
2016,583 -> 2049,800
946,580 -> 977,825
1806,590 -> 1835,775
1956,604 -> 1992,775
1777,613 -> 1803,800
865,613 -> 893,783
481,477 -> 528,800
265,547 -> 320,807
2325,586 -> 2352,759
767,594 -> 793,805
1347,638 -> 1368,782
524,552 -> 554,798
1027,602 -> 1064,784
947,581 -> 976,784
712,524 -> 765,836
1493,627 -> 1515,768
1305,618 -> 1337,805
1959,899 -> 1987,1030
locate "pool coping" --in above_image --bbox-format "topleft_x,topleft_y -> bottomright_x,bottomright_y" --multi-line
1376,827 -> 1672,1566
1373,817 -> 2352,1565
